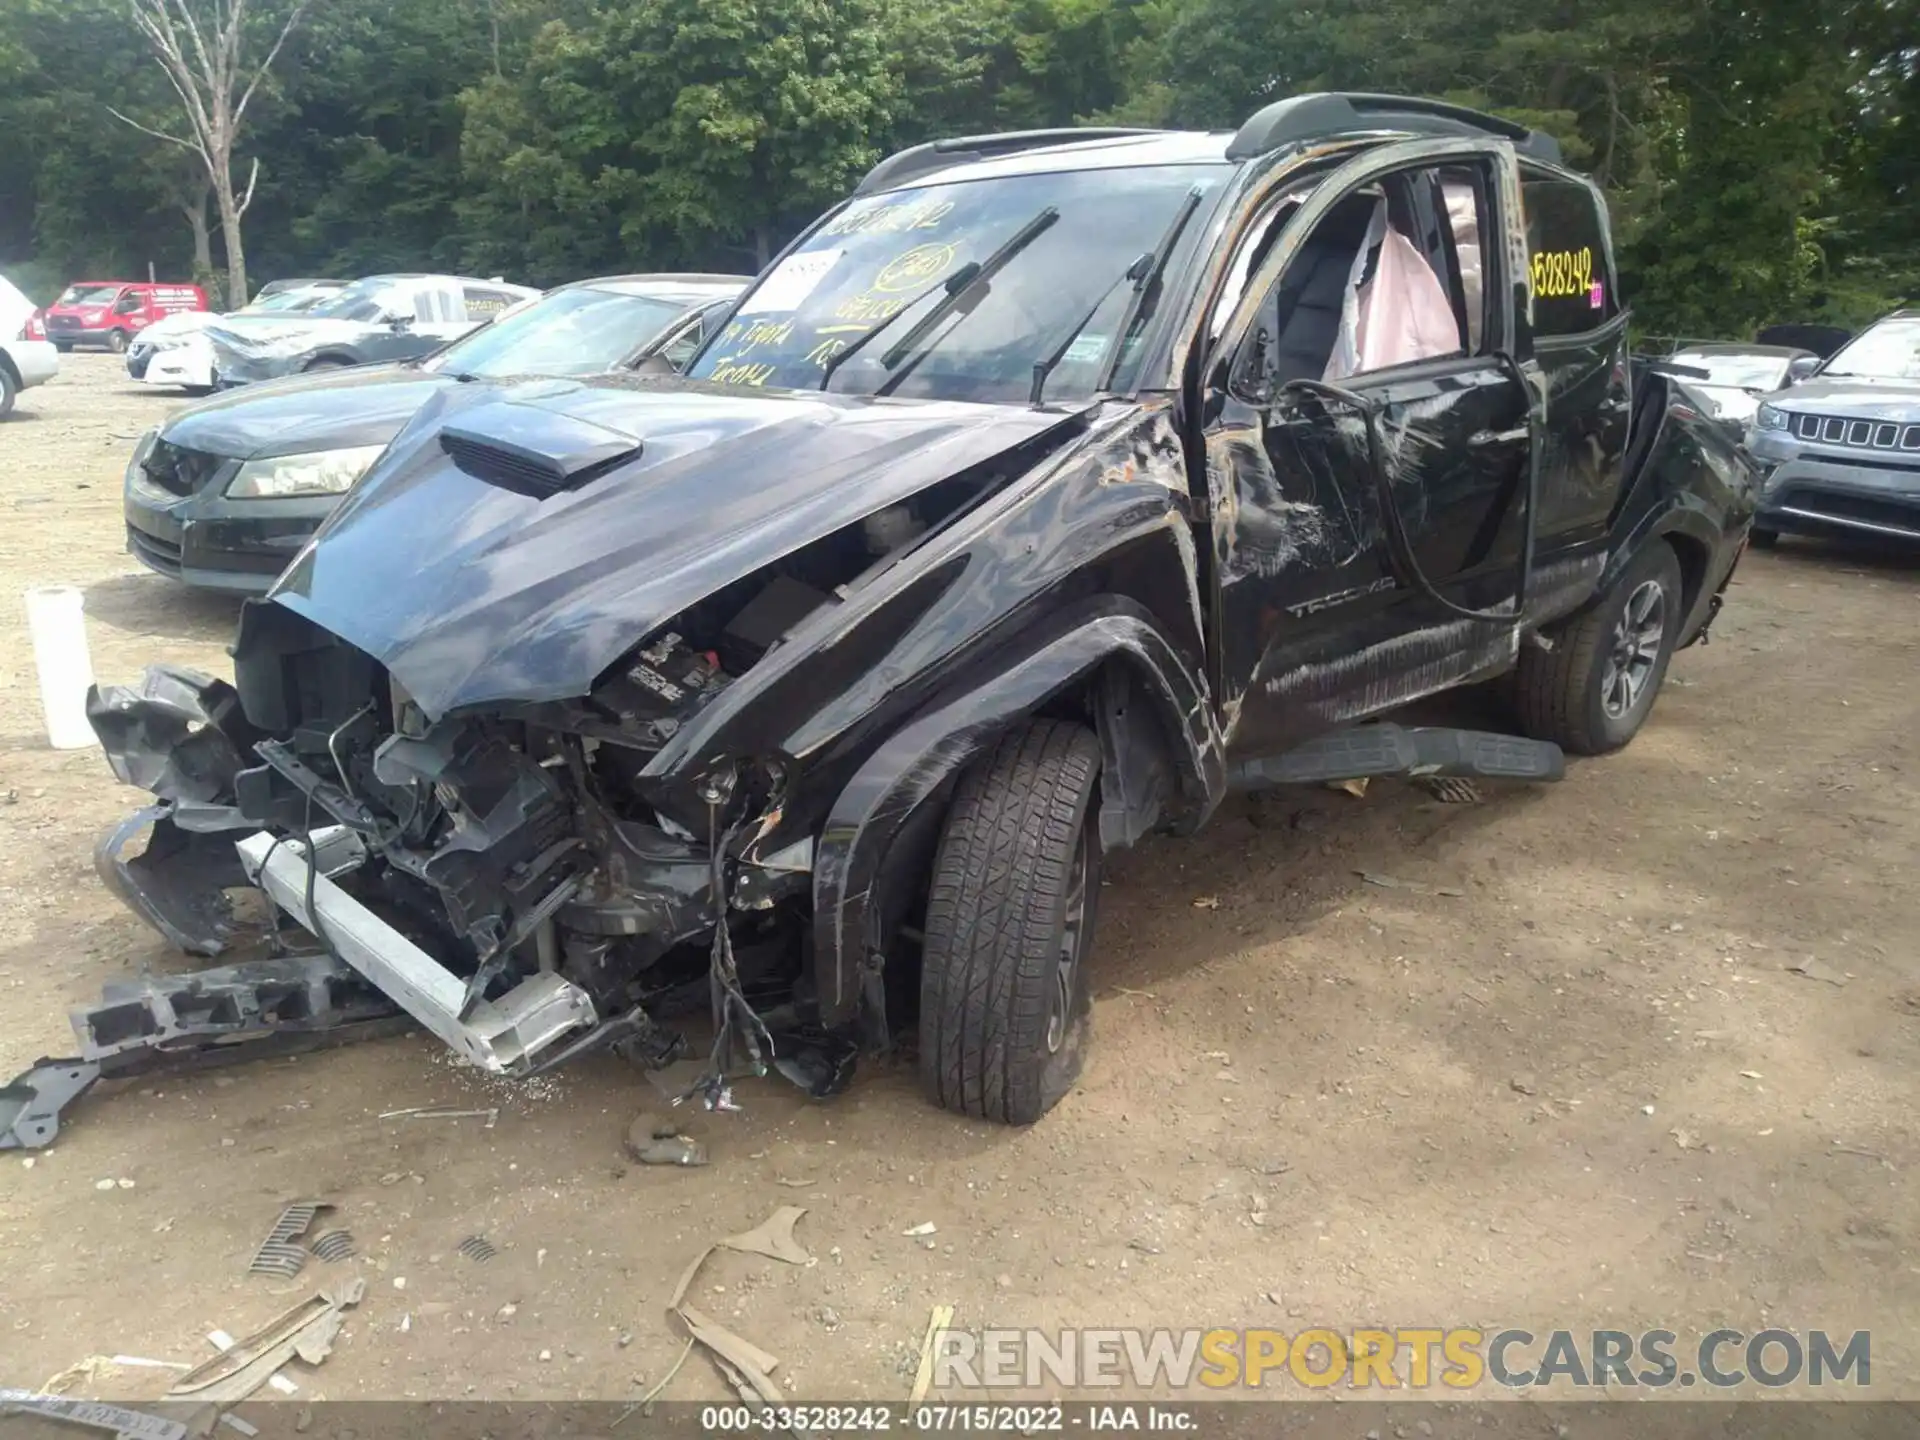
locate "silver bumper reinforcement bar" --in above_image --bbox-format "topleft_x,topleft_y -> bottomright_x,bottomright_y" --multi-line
236,829 -> 598,1075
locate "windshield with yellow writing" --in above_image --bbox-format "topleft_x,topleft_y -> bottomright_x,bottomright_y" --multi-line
688,165 -> 1226,404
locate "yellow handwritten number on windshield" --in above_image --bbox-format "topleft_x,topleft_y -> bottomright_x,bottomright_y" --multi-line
875,243 -> 957,294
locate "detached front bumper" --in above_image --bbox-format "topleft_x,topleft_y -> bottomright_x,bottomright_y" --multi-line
1749,434 -> 1920,543
125,459 -> 337,593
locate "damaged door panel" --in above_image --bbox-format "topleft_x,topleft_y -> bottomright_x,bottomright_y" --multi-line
30,93 -> 1755,1136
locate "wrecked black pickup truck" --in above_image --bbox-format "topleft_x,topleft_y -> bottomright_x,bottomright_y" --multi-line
3,94 -> 1754,1148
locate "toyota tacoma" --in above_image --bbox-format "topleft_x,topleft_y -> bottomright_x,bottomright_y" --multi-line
1,94 -> 1754,1148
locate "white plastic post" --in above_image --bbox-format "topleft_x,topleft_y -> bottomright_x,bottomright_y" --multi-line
25,585 -> 97,749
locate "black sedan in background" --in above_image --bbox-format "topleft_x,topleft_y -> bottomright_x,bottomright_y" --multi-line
125,274 -> 747,592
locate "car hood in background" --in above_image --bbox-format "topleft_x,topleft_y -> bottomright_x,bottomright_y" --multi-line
162,365 -> 453,460
1771,377 -> 1920,421
137,311 -> 220,343
269,376 -> 1082,718
204,315 -> 385,357
1689,384 -> 1763,428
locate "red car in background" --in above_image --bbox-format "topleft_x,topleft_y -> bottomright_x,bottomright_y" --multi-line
44,281 -> 209,353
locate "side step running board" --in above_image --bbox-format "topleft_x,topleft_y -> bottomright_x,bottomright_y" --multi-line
1229,723 -> 1565,791
237,830 -> 599,1075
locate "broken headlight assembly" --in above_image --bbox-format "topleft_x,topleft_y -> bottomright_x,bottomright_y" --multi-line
226,445 -> 385,500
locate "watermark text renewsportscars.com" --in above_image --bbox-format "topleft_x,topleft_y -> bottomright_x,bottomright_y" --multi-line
933,1327 -> 1871,1391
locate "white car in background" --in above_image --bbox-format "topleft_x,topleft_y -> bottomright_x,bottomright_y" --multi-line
0,274 -> 59,418
127,280 -> 346,393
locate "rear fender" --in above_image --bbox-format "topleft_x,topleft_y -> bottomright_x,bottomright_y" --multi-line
810,598 -> 1224,1035
1585,374 -> 1753,643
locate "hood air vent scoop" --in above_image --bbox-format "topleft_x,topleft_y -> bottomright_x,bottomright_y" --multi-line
440,404 -> 642,499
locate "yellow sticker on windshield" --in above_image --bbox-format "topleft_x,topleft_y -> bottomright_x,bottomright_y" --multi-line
875,243 -> 958,293
1531,246 -> 1595,301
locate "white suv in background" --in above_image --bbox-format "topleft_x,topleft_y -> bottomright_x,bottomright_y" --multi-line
0,274 -> 59,418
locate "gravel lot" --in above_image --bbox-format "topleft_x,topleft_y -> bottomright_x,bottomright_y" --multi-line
1,353 -> 1915,1405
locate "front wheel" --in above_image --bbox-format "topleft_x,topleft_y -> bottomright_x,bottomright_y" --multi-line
919,720 -> 1102,1125
1516,541 -> 1684,756
104,329 -> 129,354
0,366 -> 17,418
1749,526 -> 1779,550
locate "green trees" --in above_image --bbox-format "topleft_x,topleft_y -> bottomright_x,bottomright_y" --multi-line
0,0 -> 1912,331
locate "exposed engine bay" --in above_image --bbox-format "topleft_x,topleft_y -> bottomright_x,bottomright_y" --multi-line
6,499 -> 967,1149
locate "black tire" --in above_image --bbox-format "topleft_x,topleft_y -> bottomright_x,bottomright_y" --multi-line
1749,526 -> 1779,549
1516,541 -> 1684,756
304,358 -> 347,372
919,719 -> 1102,1125
0,365 -> 16,419
53,341 -> 72,354
105,329 -> 129,354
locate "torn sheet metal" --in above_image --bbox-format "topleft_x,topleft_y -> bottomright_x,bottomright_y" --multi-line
87,667 -> 259,809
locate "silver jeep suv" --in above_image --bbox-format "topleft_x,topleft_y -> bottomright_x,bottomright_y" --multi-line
1747,310 -> 1920,546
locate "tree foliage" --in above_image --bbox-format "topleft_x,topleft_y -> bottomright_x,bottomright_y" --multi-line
0,0 -> 1913,333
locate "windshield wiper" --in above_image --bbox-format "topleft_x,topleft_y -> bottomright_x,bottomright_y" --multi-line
1029,186 -> 1205,409
1093,184 -> 1206,397
866,206 -> 1061,399
1027,254 -> 1151,409
818,261 -> 983,392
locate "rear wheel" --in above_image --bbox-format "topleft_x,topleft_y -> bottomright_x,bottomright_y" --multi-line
53,341 -> 72,354
919,720 -> 1102,1125
1749,526 -> 1779,549
0,365 -> 17,418
1516,541 -> 1684,756
105,329 -> 129,354
304,358 -> 346,372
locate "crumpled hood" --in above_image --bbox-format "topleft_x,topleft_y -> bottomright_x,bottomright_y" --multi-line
1770,377 -> 1920,422
162,364 -> 451,459
270,376 -> 1078,718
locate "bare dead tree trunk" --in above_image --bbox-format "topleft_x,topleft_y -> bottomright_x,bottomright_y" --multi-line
180,180 -> 213,275
108,0 -> 313,305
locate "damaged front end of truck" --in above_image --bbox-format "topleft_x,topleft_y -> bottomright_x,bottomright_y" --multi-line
0,366 -> 1214,1148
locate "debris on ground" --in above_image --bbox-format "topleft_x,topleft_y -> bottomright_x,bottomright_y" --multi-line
1191,895 -> 1220,910
625,1111 -> 708,1167
718,1205 -> 813,1265
659,1206 -> 818,1405
0,1391 -> 188,1440
1672,1128 -> 1712,1152
1330,778 -> 1370,798
458,1236 -> 497,1263
40,1354 -> 190,1395
247,1201 -> 333,1280
171,1277 -> 365,1406
1357,871 -> 1465,897
1416,776 -> 1482,804
309,1231 -> 354,1263
378,1106 -> 500,1126
1786,958 -> 1849,987
901,1222 -> 937,1237
1509,1075 -> 1539,1097
909,1303 -> 956,1403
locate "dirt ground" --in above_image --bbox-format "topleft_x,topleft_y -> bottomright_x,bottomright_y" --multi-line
0,353 -> 1915,1406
